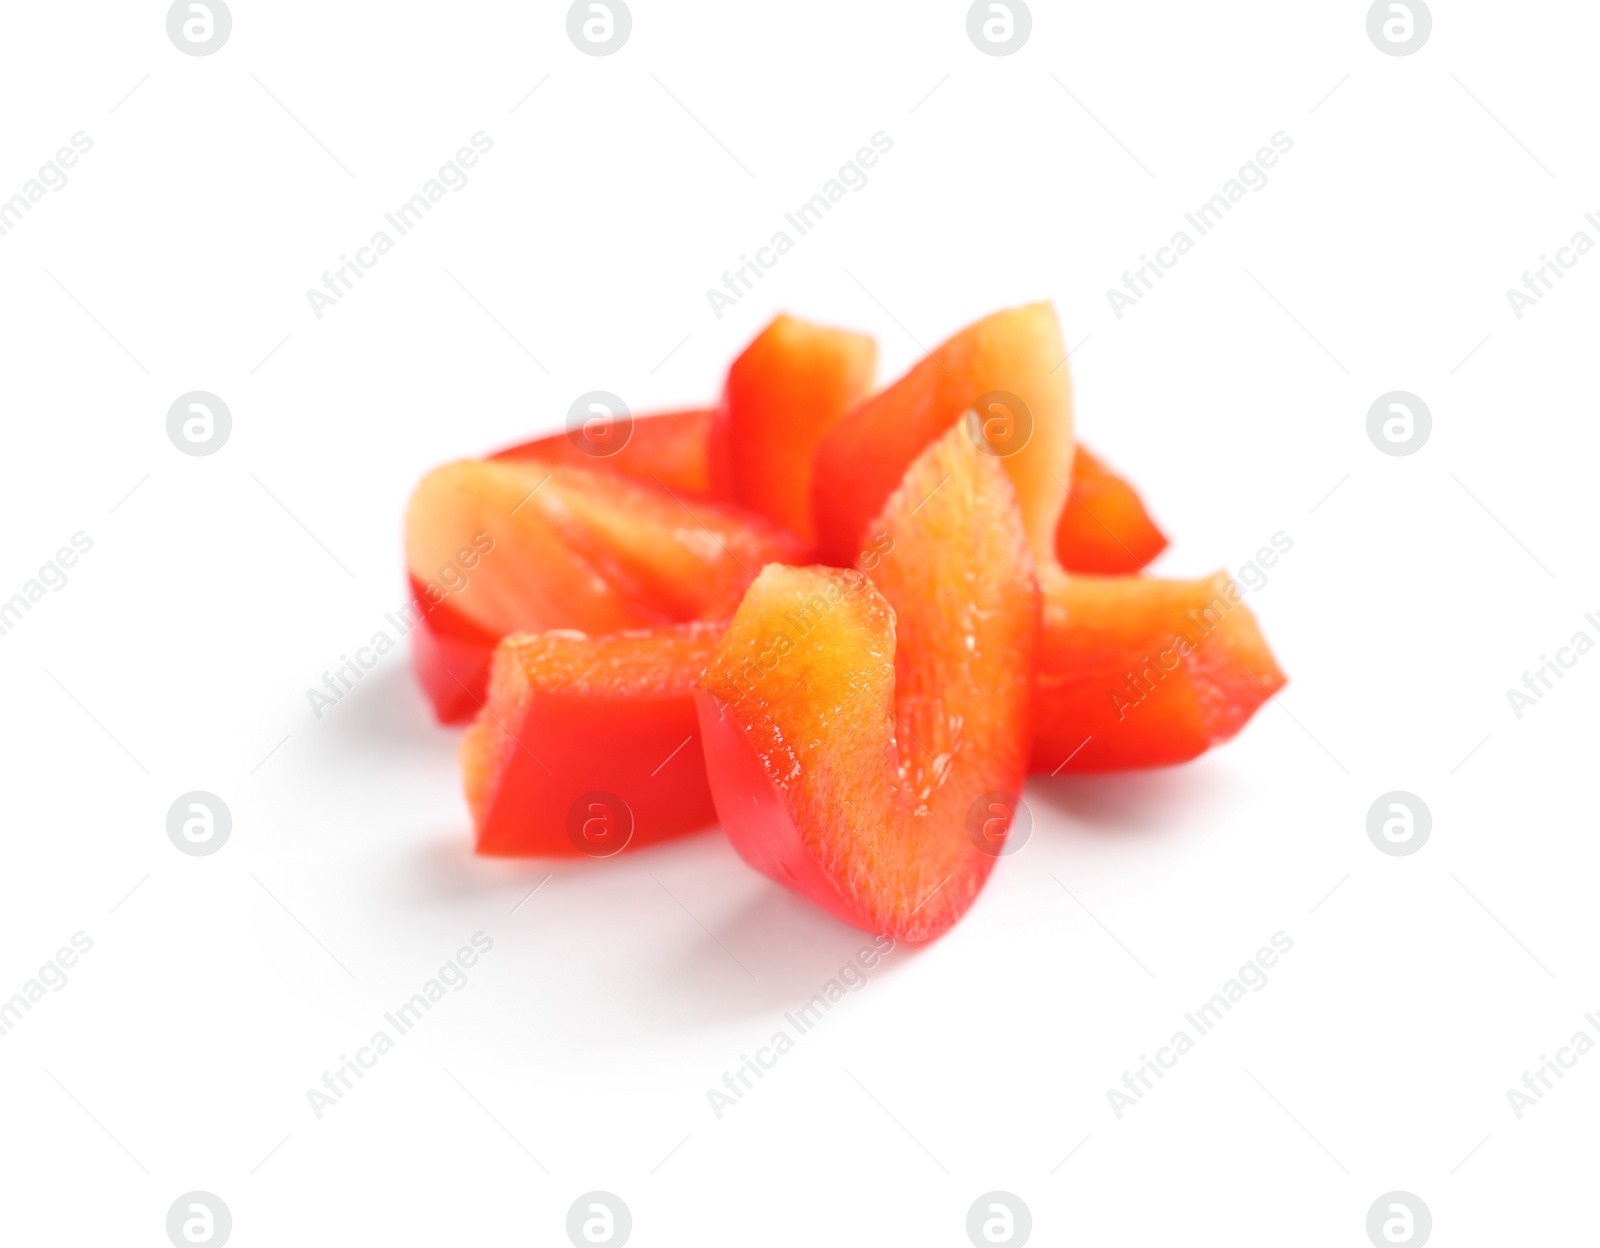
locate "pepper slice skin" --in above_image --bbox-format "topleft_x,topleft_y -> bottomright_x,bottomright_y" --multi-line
1055,445 -> 1167,574
407,572 -> 506,724
1032,572 -> 1286,773
461,624 -> 723,856
493,408 -> 715,497
405,457 -> 802,722
695,423 -> 1039,942
810,302 -> 1074,569
712,315 -> 877,542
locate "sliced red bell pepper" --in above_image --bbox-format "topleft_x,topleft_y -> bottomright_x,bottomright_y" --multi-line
712,315 -> 876,542
1055,445 -> 1167,574
811,302 -> 1073,567
407,572 -> 505,724
696,423 -> 1039,941
494,394 -> 1160,572
492,408 -> 714,496
461,623 -> 722,855
1033,571 -> 1285,773
405,457 -> 802,722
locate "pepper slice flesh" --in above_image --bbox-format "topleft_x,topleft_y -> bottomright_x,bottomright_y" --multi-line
811,302 -> 1074,568
696,423 -> 1039,941
1055,445 -> 1167,574
711,315 -> 877,543
461,623 -> 723,856
405,457 -> 801,722
1033,572 -> 1286,773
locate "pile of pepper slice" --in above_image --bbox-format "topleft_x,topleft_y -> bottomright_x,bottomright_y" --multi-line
405,303 -> 1285,941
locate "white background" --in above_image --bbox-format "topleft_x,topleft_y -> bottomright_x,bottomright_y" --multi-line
1,1 -> 1595,1244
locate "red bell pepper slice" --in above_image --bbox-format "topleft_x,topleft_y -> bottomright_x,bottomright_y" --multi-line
1033,572 -> 1285,772
495,396 -> 1161,573
811,302 -> 1074,568
493,408 -> 715,497
461,624 -> 722,855
695,423 -> 1039,941
711,315 -> 876,542
405,457 -> 802,722
406,572 -> 505,724
1055,445 -> 1167,574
